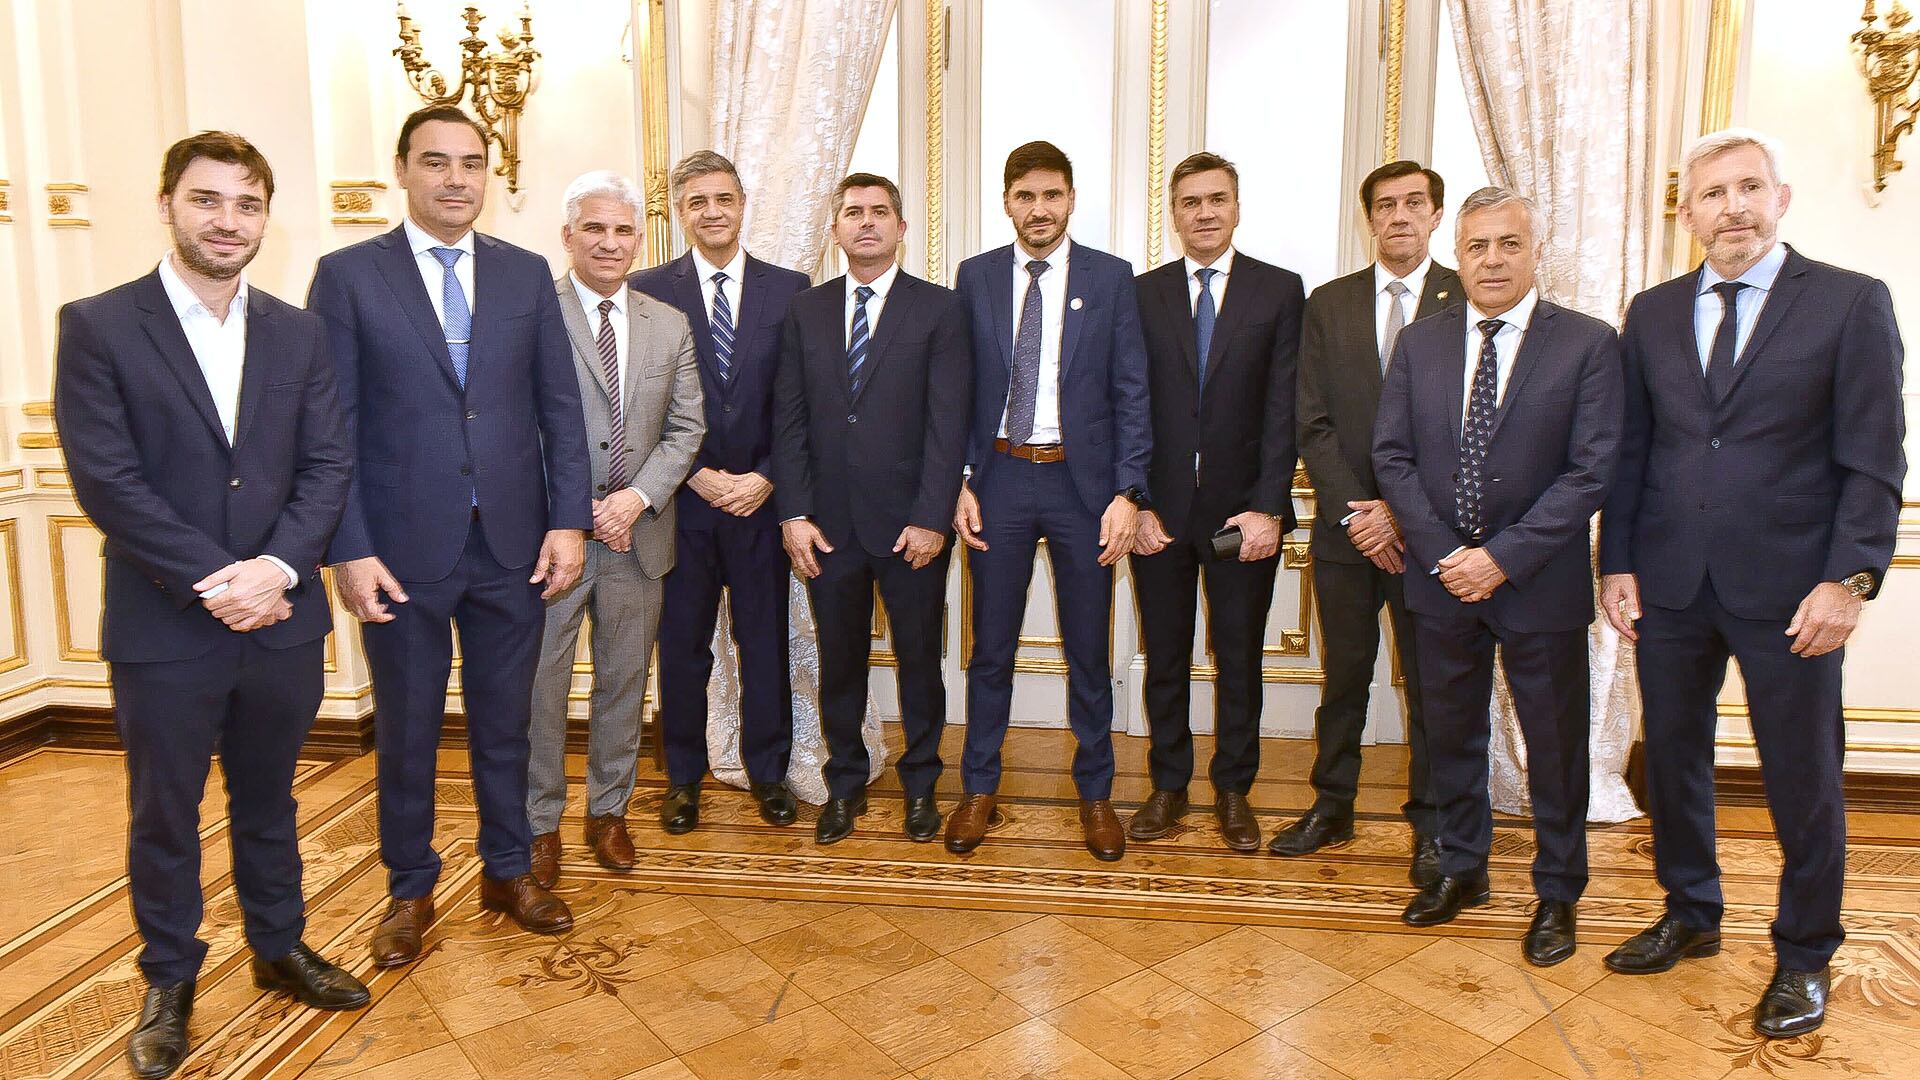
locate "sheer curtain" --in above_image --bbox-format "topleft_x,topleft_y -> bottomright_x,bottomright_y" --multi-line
700,0 -> 898,804
1444,0 -> 1656,822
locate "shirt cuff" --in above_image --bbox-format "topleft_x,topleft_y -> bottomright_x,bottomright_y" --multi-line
1430,545 -> 1467,575
626,485 -> 649,511
1339,509 -> 1361,526
259,555 -> 300,589
780,516 -> 809,525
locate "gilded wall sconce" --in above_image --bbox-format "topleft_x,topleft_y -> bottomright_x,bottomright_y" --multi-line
394,3 -> 540,196
1852,1 -> 1920,194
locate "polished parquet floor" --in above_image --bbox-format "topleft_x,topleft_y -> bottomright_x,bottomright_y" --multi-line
2,728 -> 1919,1079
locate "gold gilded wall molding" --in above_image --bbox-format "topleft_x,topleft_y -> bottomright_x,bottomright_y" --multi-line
1381,0 -> 1406,162
46,183 -> 89,229
0,178 -> 11,223
0,469 -> 24,495
329,180 -> 389,227
636,0 -> 673,266
1145,0 -> 1169,268
1191,539 -> 1322,684
923,0 -> 946,283
0,520 -> 26,676
958,544 -> 1110,677
21,401 -> 51,418
47,516 -> 102,664
1853,1 -> 1920,194
1700,0 -> 1747,135
17,433 -> 60,450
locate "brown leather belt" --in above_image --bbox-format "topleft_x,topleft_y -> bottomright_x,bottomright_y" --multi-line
994,438 -> 1065,463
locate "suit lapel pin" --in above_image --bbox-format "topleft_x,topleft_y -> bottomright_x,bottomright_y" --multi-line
1437,290 -> 1449,301
1070,297 -> 1083,311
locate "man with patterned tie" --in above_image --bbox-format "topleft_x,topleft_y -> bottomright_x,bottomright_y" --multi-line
948,141 -> 1152,861
1371,187 -> 1622,966
309,106 -> 591,966
525,172 -> 705,888
772,173 -> 971,844
631,152 -> 809,832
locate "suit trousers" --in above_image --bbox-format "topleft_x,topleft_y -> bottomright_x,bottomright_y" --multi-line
1415,611 -> 1590,901
364,522 -> 543,897
963,454 -> 1116,799
1310,556 -> 1434,833
1636,577 -> 1847,972
526,540 -> 663,834
807,540 -> 952,800
1130,526 -> 1279,795
112,636 -> 321,986
657,517 -> 792,787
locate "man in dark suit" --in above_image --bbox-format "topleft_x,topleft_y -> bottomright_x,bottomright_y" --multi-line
947,141 -> 1152,862
308,106 -> 590,967
1126,152 -> 1301,853
1598,130 -> 1906,1038
1372,186 -> 1621,967
1276,160 -> 1462,882
774,172 -> 972,844
631,151 -> 808,833
55,132 -> 366,1079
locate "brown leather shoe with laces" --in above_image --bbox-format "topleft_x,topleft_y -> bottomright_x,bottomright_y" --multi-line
1080,799 -> 1126,861
584,815 -> 636,871
944,794 -> 1003,854
479,874 -> 573,934
1214,791 -> 1261,852
529,832 -> 561,889
1127,789 -> 1189,840
369,896 -> 434,968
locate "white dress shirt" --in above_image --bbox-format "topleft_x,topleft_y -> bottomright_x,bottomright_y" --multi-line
1375,256 -> 1433,352
1184,246 -> 1235,314
998,238 -> 1071,444
691,246 -> 747,327
1694,239 -> 1787,371
845,261 -> 900,348
570,272 -> 648,508
157,253 -> 298,591
1461,287 -> 1539,428
403,217 -> 475,329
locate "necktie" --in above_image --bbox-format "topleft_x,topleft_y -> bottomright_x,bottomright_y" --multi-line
430,247 -> 469,387
1381,279 -> 1410,370
1004,259 -> 1049,445
710,270 -> 735,383
1705,280 -> 1748,400
1194,267 -> 1218,386
597,298 -> 629,491
1455,318 -> 1504,543
848,284 -> 875,396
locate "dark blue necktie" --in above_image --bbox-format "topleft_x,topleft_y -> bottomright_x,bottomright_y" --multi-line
1004,259 -> 1048,445
1455,318 -> 1504,543
1194,267 -> 1218,385
430,247 -> 469,387
710,270 -> 735,383
1705,280 -> 1748,401
848,284 -> 874,396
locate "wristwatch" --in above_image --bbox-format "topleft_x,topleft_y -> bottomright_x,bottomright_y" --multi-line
1117,486 -> 1152,511
1840,571 -> 1875,599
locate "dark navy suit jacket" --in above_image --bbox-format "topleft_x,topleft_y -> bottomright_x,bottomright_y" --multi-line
955,241 -> 1152,514
307,226 -> 591,580
54,273 -> 352,662
1599,246 -> 1906,619
1371,299 -> 1623,633
771,270 -> 973,557
630,252 -> 810,530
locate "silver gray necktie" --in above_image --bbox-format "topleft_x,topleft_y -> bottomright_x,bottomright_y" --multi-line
1381,279 -> 1410,370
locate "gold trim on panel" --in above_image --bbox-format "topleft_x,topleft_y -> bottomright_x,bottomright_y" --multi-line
47,516 -> 102,664
17,433 -> 59,450
0,469 -> 24,494
1700,0 -> 1746,134
958,544 -> 1113,677
923,0 -> 946,282
1717,737 -> 1920,755
31,468 -> 70,489
1719,704 -> 1920,725
21,401 -> 51,418
1145,0 -> 1169,268
46,220 -> 90,229
0,521 -> 27,676
0,675 -> 112,704
1381,0 -> 1406,162
1889,554 -> 1920,569
44,183 -> 88,192
636,0 -> 673,265
0,178 -> 9,224
1192,539 -> 1322,683
329,180 -> 389,190
331,217 -> 389,227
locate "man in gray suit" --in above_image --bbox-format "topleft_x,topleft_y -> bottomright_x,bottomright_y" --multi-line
527,171 -> 706,887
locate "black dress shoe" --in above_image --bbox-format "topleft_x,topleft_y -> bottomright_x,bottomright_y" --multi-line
815,796 -> 867,844
903,795 -> 942,841
252,942 -> 371,1010
127,980 -> 193,1080
1603,913 -> 1721,974
1267,805 -> 1354,856
1402,871 -> 1491,927
660,784 -> 700,835
1522,900 -> 1578,967
752,781 -> 799,826
1410,833 -> 1441,888
1754,966 -> 1829,1039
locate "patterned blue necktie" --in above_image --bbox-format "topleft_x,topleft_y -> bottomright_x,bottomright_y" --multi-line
1004,259 -> 1048,445
848,284 -> 875,396
1455,318 -> 1504,543
430,247 -> 470,387
710,270 -> 735,383
1194,267 -> 1218,386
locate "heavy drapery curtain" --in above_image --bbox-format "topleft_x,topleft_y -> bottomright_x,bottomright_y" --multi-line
700,0 -> 897,804
1445,0 -> 1657,823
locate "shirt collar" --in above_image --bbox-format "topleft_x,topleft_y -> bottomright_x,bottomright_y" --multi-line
1183,246 -> 1235,281
847,261 -> 900,302
1016,237 -> 1070,275
157,253 -> 247,321
1468,288 -> 1539,333
1375,255 -> 1433,296
691,246 -> 747,285
570,272 -> 625,318
403,217 -> 475,258
1698,239 -> 1788,296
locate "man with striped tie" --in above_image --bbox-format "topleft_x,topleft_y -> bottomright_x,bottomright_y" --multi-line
525,172 -> 705,887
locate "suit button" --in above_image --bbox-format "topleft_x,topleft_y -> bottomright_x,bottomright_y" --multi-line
599,440 -> 610,449
228,477 -> 242,489
724,404 -> 733,413
460,465 -> 471,476
1710,438 -> 1721,449
597,483 -> 607,492
847,414 -> 857,424
466,410 -> 478,421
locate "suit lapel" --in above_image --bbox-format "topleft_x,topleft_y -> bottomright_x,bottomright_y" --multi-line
134,274 -> 230,452
667,255 -> 724,401
555,277 -> 611,405
1720,248 -> 1809,402
1157,263 -> 1199,383
1676,272 -> 1711,401
1487,303 -> 1556,442
622,287 -> 651,406
372,228 -> 461,389
1434,306 -> 1468,449
1200,257 -> 1251,387
989,246 -> 1015,372
1416,265 -> 1460,319
1059,250 -> 1089,378
469,235 -> 510,388
229,292 -> 273,453
855,271 -> 915,404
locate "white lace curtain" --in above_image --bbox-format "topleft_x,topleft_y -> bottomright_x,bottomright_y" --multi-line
1444,0 -> 1657,823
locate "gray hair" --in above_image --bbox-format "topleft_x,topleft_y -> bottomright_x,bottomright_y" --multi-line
1679,127 -> 1785,202
669,150 -> 743,206
1455,185 -> 1544,247
562,170 -> 645,227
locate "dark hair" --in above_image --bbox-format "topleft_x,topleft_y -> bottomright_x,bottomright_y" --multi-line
396,105 -> 490,161
1003,141 -> 1074,192
159,131 -> 275,203
833,172 -> 903,217
1169,151 -> 1239,201
1359,160 -> 1444,212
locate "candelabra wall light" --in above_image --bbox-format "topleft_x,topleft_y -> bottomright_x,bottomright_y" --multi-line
394,3 -> 540,197
1852,0 -> 1920,195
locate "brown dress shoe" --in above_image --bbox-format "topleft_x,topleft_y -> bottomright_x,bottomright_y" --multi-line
479,874 -> 574,934
1128,789 -> 1189,841
529,832 -> 561,889
1080,800 -> 1126,862
1214,791 -> 1261,852
584,815 -> 636,871
944,794 -> 1003,854
370,896 -> 434,968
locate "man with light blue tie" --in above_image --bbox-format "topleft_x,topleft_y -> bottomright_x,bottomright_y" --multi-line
308,105 -> 592,968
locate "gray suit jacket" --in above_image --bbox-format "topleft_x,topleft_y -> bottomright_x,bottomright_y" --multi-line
555,276 -> 707,578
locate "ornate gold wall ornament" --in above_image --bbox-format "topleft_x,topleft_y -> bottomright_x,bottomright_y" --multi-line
394,3 -> 540,195
47,516 -> 102,664
0,520 -> 26,676
635,0 -> 672,265
330,180 -> 390,227
1853,0 -> 1920,193
0,179 -> 11,223
924,0 -> 946,283
45,183 -> 88,228
1381,0 -> 1406,162
1145,0 -> 1169,267
332,191 -> 376,214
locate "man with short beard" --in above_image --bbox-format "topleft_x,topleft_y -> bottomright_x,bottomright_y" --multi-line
55,132 -> 365,1079
1599,128 -> 1907,1038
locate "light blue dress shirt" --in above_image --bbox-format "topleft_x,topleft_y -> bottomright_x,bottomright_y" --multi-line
1694,240 -> 1788,371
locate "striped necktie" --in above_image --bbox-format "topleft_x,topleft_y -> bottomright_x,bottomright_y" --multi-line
848,284 -> 875,396
710,270 -> 735,383
596,298 -> 629,490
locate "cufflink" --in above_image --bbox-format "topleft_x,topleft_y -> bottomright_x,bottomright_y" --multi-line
1070,297 -> 1083,310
